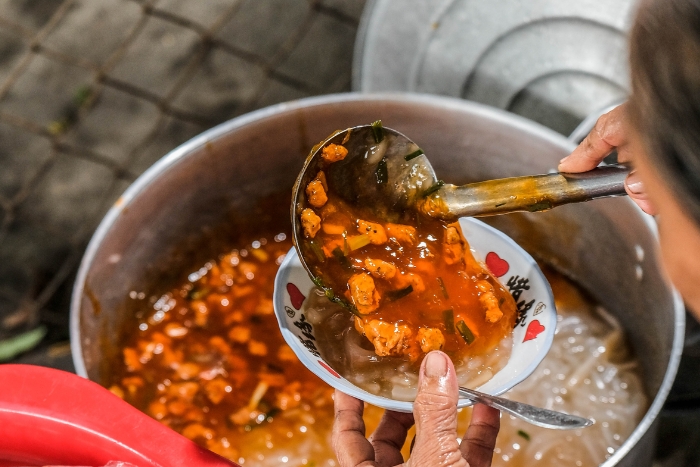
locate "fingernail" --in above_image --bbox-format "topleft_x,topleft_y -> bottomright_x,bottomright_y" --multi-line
424,351 -> 448,378
626,170 -> 644,194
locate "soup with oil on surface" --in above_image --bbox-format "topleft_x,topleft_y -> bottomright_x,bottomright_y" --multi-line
297,132 -> 517,395
108,228 -> 645,466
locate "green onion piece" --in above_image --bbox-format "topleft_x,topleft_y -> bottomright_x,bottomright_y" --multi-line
387,285 -> 413,301
422,180 -> 445,198
311,276 -> 325,288
332,246 -> 353,270
187,287 -> 210,300
308,240 -> 325,262
0,326 -> 47,362
347,234 -> 371,251
517,430 -> 531,441
343,232 -> 350,256
375,157 -> 388,184
404,148 -> 424,161
436,277 -> 449,299
456,320 -> 475,344
266,407 -> 281,423
527,200 -> 553,212
371,120 -> 384,143
443,308 -> 455,334
330,295 -> 361,317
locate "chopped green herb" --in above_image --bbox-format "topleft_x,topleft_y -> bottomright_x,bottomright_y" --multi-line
347,234 -> 371,251
422,180 -> 445,198
527,200 -> 553,212
329,295 -> 361,316
375,156 -> 388,184
187,287 -> 210,300
404,148 -> 424,161
387,285 -> 413,301
517,430 -> 531,441
266,407 -> 281,422
311,276 -> 325,288
456,320 -> 475,344
495,202 -> 507,207
308,240 -> 326,262
436,277 -> 449,298
332,246 -> 353,270
343,232 -> 350,256
0,326 -> 47,362
371,120 -> 384,143
74,85 -> 93,107
443,308 -> 455,334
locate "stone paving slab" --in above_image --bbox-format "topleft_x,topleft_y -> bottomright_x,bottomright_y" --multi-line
0,0 -> 366,353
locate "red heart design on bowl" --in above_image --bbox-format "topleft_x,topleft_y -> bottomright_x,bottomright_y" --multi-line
286,282 -> 306,310
523,319 -> 545,342
485,252 -> 509,277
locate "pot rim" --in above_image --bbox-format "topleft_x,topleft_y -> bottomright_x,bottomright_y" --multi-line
69,92 -> 685,466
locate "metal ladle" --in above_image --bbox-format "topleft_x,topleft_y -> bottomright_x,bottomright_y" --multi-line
291,123 -> 629,286
291,123 -> 602,429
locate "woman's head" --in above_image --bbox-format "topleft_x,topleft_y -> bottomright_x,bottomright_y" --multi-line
628,0 -> 700,313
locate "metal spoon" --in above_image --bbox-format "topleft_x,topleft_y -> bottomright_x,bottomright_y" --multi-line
291,123 -> 628,285
459,386 -> 594,430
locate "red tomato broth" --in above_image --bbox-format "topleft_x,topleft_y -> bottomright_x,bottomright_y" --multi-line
299,140 -> 518,378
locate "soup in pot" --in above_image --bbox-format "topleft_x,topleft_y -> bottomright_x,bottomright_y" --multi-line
107,228 -> 645,467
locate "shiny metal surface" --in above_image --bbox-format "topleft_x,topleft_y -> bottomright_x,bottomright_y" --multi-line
458,386 -> 594,430
354,0 -> 634,135
426,164 -> 631,219
70,93 -> 683,467
291,124 -> 433,308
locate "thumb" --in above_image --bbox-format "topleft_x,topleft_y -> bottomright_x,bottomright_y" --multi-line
408,351 -> 465,467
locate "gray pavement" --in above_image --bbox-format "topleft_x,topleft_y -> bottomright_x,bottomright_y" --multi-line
0,0 -> 364,348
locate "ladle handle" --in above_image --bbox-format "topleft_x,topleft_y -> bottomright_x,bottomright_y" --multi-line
458,387 -> 593,430
433,164 -> 631,219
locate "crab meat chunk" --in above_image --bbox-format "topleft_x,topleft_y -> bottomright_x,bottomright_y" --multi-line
393,272 -> 425,293
347,272 -> 380,314
385,223 -> 417,245
301,208 -> 321,238
416,327 -> 446,353
322,143 -> 348,162
357,220 -> 388,245
306,172 -> 328,208
355,318 -> 416,359
443,225 -> 466,265
476,280 -> 503,323
364,258 -> 397,280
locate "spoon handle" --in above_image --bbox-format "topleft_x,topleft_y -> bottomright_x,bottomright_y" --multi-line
432,164 -> 630,219
458,386 -> 594,430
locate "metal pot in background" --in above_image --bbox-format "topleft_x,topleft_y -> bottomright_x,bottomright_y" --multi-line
70,94 -> 684,467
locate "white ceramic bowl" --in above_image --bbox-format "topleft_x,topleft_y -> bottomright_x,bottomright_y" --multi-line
273,217 -> 556,413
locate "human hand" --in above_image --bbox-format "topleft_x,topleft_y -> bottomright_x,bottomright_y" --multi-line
558,103 -> 656,215
332,351 -> 500,467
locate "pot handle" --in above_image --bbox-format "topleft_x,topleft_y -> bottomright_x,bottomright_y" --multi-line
0,364 -> 238,467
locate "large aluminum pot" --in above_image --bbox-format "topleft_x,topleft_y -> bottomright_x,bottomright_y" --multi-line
70,93 -> 684,467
